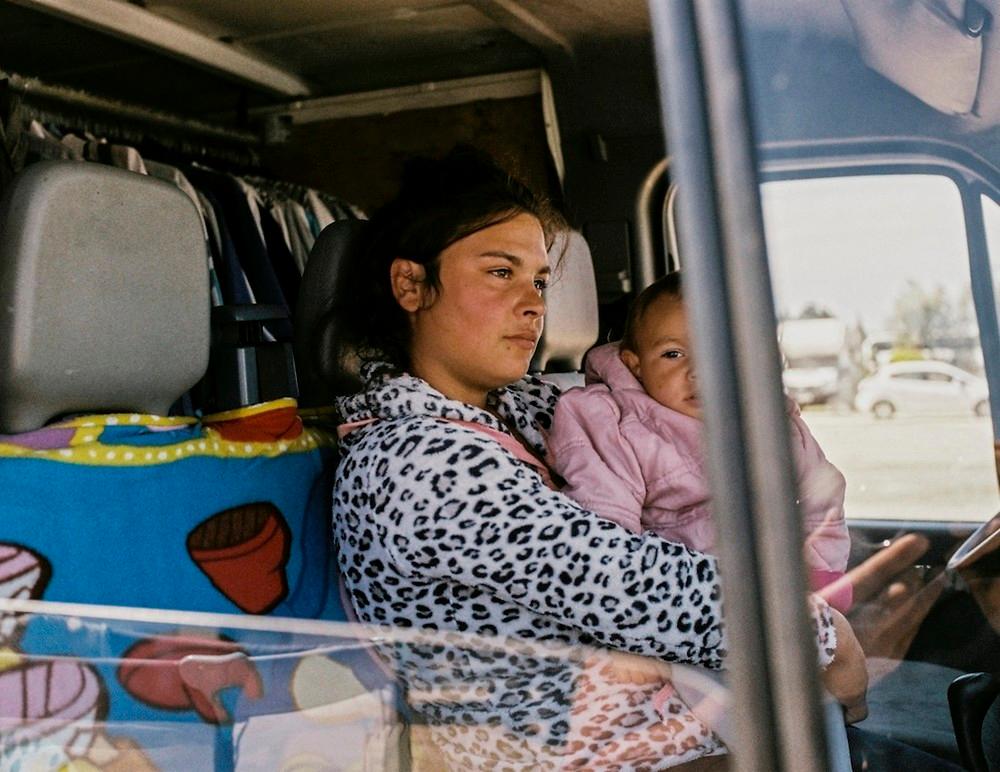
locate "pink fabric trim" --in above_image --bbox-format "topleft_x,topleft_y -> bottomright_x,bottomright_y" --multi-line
651,682 -> 678,717
810,569 -> 853,612
336,418 -> 378,439
445,420 -> 557,491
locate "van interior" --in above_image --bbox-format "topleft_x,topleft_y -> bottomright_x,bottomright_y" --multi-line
1,0 -> 1000,770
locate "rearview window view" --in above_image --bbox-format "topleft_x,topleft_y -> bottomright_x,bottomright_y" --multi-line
762,173 -> 999,521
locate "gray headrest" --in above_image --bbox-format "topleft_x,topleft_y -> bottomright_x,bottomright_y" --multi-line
0,161 -> 210,433
532,230 -> 599,372
294,219 -> 369,406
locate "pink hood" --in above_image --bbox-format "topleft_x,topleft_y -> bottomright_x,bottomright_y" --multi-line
583,341 -> 647,391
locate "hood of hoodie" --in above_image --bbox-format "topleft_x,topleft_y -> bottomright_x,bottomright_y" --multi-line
334,359 -> 558,459
584,342 -> 646,392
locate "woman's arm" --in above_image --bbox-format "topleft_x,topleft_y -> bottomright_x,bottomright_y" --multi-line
359,417 -> 838,671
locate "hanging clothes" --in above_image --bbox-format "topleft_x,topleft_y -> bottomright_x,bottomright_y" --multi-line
304,189 -> 335,234
196,185 -> 256,306
185,166 -> 291,335
233,176 -> 301,307
145,158 -> 225,307
283,198 -> 317,272
10,112 -> 363,326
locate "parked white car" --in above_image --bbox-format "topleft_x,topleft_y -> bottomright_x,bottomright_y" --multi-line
855,361 -> 990,418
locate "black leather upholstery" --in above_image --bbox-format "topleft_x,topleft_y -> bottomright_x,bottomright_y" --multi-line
293,220 -> 369,406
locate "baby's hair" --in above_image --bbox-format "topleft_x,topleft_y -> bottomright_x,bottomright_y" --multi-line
620,271 -> 683,353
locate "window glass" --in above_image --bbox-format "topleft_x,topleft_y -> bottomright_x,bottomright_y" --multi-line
762,173 -> 998,521
732,4 -> 1000,767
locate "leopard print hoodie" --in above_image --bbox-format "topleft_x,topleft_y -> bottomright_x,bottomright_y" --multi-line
332,361 -> 836,769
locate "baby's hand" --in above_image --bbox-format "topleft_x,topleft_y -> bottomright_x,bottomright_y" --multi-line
589,650 -> 672,685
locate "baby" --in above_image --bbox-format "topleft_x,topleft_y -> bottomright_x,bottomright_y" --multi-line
548,272 -> 852,611
549,272 -> 852,746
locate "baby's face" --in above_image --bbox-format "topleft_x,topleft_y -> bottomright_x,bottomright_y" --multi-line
620,296 -> 701,419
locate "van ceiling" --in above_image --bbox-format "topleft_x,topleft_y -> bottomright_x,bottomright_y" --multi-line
0,0 -> 652,123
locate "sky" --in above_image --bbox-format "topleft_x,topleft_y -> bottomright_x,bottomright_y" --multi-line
760,173 -> 998,337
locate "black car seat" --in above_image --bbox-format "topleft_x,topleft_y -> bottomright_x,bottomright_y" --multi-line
293,219 -> 369,407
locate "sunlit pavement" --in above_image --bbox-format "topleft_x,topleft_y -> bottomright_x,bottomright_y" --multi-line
798,407 -> 998,523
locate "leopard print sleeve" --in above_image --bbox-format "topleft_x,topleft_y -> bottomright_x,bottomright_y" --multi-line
350,416 -> 730,669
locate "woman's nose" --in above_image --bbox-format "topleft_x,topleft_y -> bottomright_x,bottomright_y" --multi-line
519,284 -> 545,317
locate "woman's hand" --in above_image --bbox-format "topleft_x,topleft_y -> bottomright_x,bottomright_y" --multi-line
845,533 -> 944,663
822,607 -> 869,724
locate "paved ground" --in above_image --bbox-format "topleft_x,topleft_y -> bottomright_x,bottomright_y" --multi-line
799,408 -> 999,522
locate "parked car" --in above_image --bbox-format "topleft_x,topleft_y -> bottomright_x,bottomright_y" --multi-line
855,360 -> 990,418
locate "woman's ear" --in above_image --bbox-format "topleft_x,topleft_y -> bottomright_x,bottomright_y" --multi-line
620,347 -> 642,382
390,258 -> 428,312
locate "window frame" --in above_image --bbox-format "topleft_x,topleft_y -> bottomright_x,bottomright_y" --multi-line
756,141 -> 1000,445
655,142 -> 1000,489
650,4 -> 1000,771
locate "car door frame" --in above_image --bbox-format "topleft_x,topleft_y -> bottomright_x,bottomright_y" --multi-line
648,3 -> 1000,772
650,2 -> 836,770
651,141 -> 1000,542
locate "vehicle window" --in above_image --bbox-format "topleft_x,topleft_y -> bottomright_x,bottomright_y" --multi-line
761,173 -> 998,521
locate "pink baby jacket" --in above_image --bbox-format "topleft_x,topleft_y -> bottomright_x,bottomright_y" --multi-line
547,342 -> 852,610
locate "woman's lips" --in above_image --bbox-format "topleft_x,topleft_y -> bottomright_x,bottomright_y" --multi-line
506,335 -> 539,351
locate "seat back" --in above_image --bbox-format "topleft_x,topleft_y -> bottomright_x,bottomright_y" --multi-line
0,161 -> 370,772
0,161 -> 210,432
293,220 -> 369,405
532,229 -> 599,373
0,160 -> 339,620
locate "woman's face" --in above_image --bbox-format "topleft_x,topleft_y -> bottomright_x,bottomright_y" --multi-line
394,213 -> 550,407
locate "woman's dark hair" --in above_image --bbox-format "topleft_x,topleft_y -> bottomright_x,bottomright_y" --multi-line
326,145 -> 565,378
620,271 -> 683,353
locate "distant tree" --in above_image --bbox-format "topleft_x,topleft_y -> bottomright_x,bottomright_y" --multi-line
798,303 -> 836,320
888,280 -> 971,348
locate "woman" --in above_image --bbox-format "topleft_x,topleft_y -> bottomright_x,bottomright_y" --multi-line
327,147 -> 864,770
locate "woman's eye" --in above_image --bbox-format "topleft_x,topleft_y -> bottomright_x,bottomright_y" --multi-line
490,268 -> 512,279
534,278 -> 549,291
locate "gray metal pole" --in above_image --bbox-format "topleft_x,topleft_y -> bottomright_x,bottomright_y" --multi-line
647,2 -> 780,771
693,2 -> 832,769
648,1 -> 832,769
